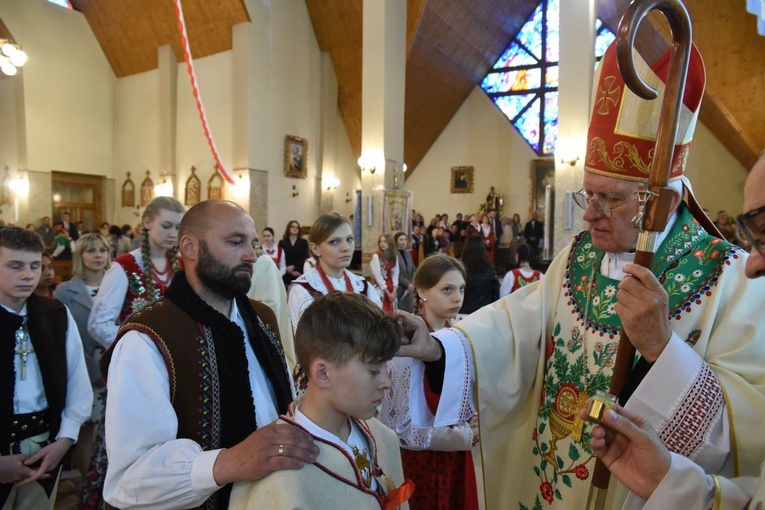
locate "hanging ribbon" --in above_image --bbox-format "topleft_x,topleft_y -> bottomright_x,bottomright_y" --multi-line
173,0 -> 235,185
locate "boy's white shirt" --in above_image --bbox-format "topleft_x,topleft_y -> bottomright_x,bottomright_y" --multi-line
292,405 -> 379,491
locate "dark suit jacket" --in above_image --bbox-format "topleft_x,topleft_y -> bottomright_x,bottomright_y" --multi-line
524,220 -> 544,247
58,221 -> 80,241
490,217 -> 503,242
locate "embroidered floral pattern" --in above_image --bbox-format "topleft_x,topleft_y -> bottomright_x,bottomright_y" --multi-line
520,206 -> 734,508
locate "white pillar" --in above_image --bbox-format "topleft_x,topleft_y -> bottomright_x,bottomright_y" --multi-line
360,0 -> 406,275
555,0 -> 596,254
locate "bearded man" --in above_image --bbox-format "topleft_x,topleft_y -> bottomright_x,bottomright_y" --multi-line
102,200 -> 318,509
394,41 -> 765,509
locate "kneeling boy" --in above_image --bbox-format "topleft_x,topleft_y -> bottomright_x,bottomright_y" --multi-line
229,291 -> 412,509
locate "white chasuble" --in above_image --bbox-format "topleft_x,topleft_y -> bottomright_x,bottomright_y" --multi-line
420,206 -> 765,510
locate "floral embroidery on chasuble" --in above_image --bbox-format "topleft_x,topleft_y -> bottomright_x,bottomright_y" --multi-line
520,206 -> 736,509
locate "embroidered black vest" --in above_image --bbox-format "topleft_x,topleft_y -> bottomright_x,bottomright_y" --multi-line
0,296 -> 68,505
0,295 -> 68,455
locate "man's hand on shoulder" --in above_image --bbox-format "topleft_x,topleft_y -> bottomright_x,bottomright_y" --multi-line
212,421 -> 318,486
615,264 -> 672,363
394,311 -> 443,362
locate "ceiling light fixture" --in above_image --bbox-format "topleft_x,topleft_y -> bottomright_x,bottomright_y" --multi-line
0,39 -> 28,77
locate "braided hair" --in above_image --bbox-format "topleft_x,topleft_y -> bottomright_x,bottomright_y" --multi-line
140,196 -> 184,299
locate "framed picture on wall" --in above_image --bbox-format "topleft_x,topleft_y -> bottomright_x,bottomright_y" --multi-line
284,135 -> 308,179
381,190 -> 411,236
450,166 -> 473,193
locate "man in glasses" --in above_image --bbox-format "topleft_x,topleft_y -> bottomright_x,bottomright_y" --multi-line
582,155 -> 765,509
391,41 -> 765,510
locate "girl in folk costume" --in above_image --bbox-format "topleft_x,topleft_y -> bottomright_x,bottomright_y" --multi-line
81,196 -> 184,510
499,243 -> 544,298
53,234 -> 111,479
382,255 -> 479,510
279,219 -> 310,286
261,227 -> 287,277
288,211 -> 381,332
479,213 -> 496,264
371,233 -> 399,313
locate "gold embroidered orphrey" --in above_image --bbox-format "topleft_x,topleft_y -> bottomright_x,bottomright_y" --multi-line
595,75 -> 621,115
586,137 -> 654,176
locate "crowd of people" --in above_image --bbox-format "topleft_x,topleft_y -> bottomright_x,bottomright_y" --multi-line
3,39 -> 765,510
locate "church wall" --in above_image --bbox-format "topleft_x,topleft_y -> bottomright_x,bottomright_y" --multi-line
404,88 -> 539,223
684,121 -> 748,219
110,0 -> 360,231
0,0 -> 115,177
0,0 -> 114,226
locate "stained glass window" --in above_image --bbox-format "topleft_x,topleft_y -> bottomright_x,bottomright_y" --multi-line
480,0 -> 615,156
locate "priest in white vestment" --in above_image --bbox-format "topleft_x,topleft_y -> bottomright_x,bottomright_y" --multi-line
394,41 -> 765,510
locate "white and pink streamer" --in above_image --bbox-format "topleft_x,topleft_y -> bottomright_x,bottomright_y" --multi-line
173,0 -> 235,185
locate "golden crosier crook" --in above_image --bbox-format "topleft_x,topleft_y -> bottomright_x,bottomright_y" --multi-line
586,1 -> 693,509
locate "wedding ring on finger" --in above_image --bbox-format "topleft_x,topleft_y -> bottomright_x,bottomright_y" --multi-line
277,444 -> 285,456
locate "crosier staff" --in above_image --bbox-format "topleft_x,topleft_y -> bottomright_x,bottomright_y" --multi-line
586,1 -> 693,509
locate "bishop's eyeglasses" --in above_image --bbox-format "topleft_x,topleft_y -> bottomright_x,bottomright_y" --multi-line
737,205 -> 765,256
572,189 -> 637,218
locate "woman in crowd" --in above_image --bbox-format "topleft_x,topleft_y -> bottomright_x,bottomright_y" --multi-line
370,232 -> 399,312
460,235 -> 499,314
279,219 -> 309,286
288,211 -> 381,332
54,233 -> 110,478
261,226 -> 287,276
395,231 -> 416,313
108,224 -> 132,259
82,196 -> 184,509
423,224 -> 442,257
383,254 -> 478,510
33,251 -> 56,298
500,243 -> 544,297
479,213 -> 496,264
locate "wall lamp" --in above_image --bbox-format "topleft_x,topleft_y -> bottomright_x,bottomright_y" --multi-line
358,154 -> 385,175
292,185 -> 299,198
325,176 -> 340,191
560,155 -> 581,166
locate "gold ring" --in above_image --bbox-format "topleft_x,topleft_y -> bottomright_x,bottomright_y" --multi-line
277,444 -> 285,456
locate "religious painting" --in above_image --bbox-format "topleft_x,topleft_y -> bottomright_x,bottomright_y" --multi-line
284,135 -> 308,179
140,170 -> 154,206
450,166 -> 473,194
530,158 -> 555,220
185,166 -> 201,206
207,166 -> 225,200
121,171 -> 135,208
382,190 -> 411,236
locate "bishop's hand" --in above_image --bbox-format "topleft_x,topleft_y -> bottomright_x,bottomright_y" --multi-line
394,311 -> 442,362
615,264 -> 672,363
